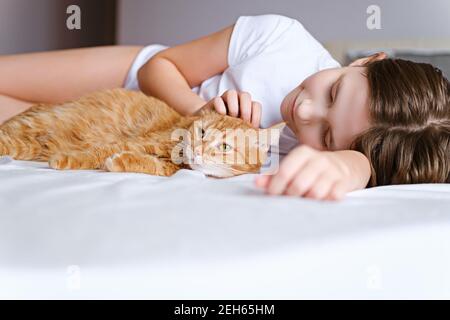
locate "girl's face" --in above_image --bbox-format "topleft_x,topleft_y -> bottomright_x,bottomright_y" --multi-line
280,60 -> 379,151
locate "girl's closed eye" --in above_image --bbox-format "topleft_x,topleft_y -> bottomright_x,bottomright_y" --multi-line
329,84 -> 335,102
322,125 -> 330,149
330,81 -> 338,103
330,74 -> 344,105
323,82 -> 338,149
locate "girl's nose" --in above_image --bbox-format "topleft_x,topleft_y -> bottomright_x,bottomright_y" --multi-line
295,99 -> 321,122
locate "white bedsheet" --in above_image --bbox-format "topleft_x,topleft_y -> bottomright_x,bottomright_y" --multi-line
0,156 -> 449,299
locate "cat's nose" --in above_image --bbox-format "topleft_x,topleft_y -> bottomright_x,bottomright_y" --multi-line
193,148 -> 203,165
194,147 -> 202,157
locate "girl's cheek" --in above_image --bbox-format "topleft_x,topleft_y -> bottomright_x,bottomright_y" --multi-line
295,127 -> 323,150
286,122 -> 299,137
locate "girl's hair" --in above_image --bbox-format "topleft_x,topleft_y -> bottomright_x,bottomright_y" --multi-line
351,58 -> 450,186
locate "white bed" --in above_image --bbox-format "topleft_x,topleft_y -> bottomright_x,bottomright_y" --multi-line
0,156 -> 449,299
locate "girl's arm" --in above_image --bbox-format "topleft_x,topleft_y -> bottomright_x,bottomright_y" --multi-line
255,146 -> 372,201
137,25 -> 234,115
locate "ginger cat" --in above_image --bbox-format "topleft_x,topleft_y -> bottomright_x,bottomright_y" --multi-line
0,89 -> 284,177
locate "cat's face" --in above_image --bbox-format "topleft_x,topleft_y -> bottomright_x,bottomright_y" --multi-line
182,112 -> 284,178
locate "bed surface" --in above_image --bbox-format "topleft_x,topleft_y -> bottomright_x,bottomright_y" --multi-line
1,156 -> 449,299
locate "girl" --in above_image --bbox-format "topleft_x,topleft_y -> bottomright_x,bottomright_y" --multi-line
0,14 -> 448,200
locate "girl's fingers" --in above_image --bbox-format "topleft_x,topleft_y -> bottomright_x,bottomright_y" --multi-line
303,173 -> 337,200
238,91 -> 252,123
215,91 -> 261,127
266,147 -> 312,195
326,180 -> 348,201
250,101 -> 262,128
255,175 -> 270,188
212,97 -> 227,115
223,90 -> 239,117
283,157 -> 328,196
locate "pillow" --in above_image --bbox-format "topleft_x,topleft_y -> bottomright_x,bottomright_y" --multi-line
346,48 -> 450,78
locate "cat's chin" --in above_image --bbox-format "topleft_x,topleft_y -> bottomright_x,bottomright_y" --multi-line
188,163 -> 236,178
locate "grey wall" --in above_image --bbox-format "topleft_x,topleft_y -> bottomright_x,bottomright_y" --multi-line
0,0 -> 61,54
118,0 -> 450,46
2,0 -> 449,55
0,0 -> 116,55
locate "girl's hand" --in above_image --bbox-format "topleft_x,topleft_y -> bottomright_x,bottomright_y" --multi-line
255,145 -> 355,201
196,89 -> 262,128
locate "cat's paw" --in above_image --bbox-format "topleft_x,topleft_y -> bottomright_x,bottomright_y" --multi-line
49,153 -> 82,170
105,152 -> 158,174
104,152 -> 131,172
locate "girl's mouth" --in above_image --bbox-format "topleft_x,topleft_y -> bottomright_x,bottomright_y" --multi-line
290,99 -> 296,124
291,86 -> 305,123
291,96 -> 301,126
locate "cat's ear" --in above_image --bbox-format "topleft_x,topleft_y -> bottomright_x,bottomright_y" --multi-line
267,122 -> 286,133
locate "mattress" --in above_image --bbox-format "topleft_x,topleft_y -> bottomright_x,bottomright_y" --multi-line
0,156 -> 449,299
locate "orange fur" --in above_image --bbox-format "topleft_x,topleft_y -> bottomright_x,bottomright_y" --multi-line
0,89 -> 282,177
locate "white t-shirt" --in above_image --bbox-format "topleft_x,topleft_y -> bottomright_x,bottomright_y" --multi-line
124,14 -> 341,154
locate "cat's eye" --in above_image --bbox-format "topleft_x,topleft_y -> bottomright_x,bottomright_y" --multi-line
219,143 -> 232,152
201,129 -> 205,138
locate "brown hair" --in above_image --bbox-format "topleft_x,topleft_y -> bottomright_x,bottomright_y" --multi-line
351,58 -> 450,186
